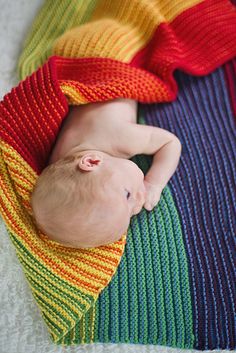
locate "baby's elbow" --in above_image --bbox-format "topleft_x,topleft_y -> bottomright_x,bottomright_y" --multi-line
172,136 -> 182,161
172,136 -> 182,156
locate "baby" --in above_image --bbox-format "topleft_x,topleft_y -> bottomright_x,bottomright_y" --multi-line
31,99 -> 181,248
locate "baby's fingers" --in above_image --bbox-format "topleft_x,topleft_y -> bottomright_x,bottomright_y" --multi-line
144,193 -> 161,211
144,201 -> 154,211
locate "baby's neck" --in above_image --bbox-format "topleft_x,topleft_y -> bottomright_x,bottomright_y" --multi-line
49,139 -> 99,164
49,138 -> 122,164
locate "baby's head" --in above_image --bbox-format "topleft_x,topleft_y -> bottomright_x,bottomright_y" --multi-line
31,149 -> 146,248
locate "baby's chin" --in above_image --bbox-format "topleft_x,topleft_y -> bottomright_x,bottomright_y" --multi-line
83,234 -> 125,248
56,232 -> 125,249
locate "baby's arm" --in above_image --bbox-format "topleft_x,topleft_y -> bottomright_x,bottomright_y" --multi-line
123,123 -> 182,210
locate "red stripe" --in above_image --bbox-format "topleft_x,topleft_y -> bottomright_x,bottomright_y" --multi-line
0,60 -> 68,174
131,0 -> 236,88
55,56 -> 171,103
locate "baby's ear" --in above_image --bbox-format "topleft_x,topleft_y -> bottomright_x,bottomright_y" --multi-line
77,153 -> 103,172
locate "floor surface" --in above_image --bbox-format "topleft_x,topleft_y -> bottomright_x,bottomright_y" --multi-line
0,1 -> 233,352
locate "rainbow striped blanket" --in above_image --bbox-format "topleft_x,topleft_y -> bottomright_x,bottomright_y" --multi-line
0,0 -> 236,349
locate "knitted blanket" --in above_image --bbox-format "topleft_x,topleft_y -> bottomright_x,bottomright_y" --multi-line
0,0 -> 236,349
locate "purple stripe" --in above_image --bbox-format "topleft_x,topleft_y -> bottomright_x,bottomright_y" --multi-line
142,63 -> 236,350
224,60 -> 236,119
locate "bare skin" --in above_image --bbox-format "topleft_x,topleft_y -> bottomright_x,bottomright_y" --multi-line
49,98 -> 182,215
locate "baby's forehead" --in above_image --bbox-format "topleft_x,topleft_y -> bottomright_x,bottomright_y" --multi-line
95,187 -> 128,215
103,166 -> 127,184
100,177 -> 125,203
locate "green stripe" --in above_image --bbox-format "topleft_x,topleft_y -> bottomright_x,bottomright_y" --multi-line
90,184 -> 194,348
18,0 -> 97,79
106,265 -> 120,341
158,198 -> 177,344
165,189 -> 194,347
117,249 -> 129,341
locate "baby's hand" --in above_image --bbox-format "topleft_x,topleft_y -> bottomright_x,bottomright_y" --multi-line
143,180 -> 164,211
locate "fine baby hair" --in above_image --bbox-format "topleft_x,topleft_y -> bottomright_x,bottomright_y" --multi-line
31,152 -> 121,248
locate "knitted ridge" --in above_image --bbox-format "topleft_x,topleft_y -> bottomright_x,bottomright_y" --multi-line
0,0 -> 235,348
18,0 -> 202,80
18,0 -> 236,105
142,62 -> 236,350
76,61 -> 236,349
0,62 -> 126,343
72,184 -> 194,348
0,72 -> 193,346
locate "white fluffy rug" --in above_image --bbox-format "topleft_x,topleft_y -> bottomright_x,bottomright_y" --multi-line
0,1 -> 232,352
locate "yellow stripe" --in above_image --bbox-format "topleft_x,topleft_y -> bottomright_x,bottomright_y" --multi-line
53,0 -> 202,63
56,0 -> 203,104
60,84 -> 89,104
1,140 -> 36,180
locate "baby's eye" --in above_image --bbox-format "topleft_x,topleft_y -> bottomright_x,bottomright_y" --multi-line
125,190 -> 131,200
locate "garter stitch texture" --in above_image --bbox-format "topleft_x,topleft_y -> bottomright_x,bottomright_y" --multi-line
0,0 -> 236,349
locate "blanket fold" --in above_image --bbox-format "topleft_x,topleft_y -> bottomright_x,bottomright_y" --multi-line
18,0 -> 236,105
0,0 -> 236,348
